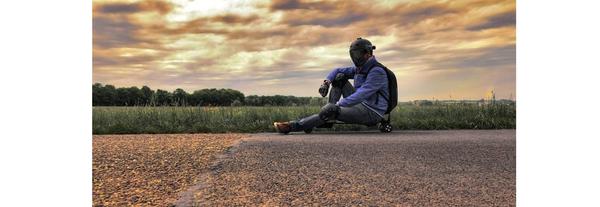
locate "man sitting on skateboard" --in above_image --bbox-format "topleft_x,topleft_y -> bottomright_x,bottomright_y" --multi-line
274,37 -> 393,134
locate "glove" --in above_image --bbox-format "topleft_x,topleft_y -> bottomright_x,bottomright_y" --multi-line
318,80 -> 330,97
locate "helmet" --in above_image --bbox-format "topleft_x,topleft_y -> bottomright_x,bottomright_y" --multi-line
349,37 -> 376,67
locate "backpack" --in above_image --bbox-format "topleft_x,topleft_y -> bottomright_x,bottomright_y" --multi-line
364,62 -> 398,114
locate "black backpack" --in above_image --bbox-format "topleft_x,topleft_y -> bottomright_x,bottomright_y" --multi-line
364,62 -> 398,114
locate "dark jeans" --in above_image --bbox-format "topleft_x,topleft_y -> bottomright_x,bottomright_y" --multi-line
292,80 -> 382,131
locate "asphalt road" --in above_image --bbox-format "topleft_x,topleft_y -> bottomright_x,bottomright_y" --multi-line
191,130 -> 515,206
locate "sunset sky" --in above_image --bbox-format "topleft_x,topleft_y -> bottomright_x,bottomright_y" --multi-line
93,0 -> 515,101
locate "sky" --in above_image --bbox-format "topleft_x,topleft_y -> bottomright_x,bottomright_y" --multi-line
93,0 -> 515,101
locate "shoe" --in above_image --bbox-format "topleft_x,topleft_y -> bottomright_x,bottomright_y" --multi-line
273,122 -> 292,134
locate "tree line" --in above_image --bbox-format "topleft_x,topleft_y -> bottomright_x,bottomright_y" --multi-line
92,83 -> 327,106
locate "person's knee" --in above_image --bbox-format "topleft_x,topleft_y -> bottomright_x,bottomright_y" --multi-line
331,73 -> 349,88
319,103 -> 341,121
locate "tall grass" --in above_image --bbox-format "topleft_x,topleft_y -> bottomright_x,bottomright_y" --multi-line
93,104 -> 515,134
393,104 -> 515,130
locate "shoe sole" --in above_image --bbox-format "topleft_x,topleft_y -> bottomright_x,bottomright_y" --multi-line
273,122 -> 290,134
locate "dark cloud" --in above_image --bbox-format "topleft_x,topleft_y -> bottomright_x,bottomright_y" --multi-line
98,3 -> 140,13
228,29 -> 289,40
93,16 -> 142,48
272,0 -> 367,27
270,0 -> 336,11
437,44 -> 516,69
348,3 -> 458,29
287,13 -> 366,27
165,23 -> 348,51
163,14 -> 264,36
210,14 -> 260,24
467,11 -> 515,31
402,6 -> 454,23
93,55 -> 119,67
272,2 -> 457,33
211,31 -> 341,52
94,0 -> 173,15
93,1 -> 175,50
271,0 -> 301,10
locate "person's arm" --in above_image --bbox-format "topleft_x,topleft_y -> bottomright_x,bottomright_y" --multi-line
325,66 -> 356,82
337,67 -> 386,107
319,66 -> 357,97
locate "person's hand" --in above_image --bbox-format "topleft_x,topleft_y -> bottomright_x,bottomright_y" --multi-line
318,80 -> 330,97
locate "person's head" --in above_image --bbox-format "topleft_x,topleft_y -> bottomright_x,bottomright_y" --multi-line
349,37 -> 375,67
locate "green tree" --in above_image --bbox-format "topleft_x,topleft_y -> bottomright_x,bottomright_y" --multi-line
93,83 -> 326,106
126,87 -> 143,106
153,89 -> 172,106
245,95 -> 260,106
92,83 -> 118,106
92,83 -> 102,106
172,88 -> 189,106
141,86 -> 154,106
116,88 -> 129,106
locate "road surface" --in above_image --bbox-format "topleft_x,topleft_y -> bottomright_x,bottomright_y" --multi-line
186,130 -> 515,206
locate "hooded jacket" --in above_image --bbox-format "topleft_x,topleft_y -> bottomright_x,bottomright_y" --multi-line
325,56 -> 389,117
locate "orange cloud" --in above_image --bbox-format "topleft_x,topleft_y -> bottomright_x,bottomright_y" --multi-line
93,0 -> 516,100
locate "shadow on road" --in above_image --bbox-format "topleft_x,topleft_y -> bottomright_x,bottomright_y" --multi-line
278,130 -> 437,136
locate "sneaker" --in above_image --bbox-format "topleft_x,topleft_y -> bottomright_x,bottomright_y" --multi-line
273,121 -> 292,134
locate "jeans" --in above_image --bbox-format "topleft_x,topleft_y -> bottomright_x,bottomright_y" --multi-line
292,79 -> 383,131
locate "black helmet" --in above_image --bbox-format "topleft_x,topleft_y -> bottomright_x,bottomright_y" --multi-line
349,37 -> 376,67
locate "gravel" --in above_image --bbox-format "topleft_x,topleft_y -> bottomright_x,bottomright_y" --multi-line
92,134 -> 245,207
195,130 -> 515,206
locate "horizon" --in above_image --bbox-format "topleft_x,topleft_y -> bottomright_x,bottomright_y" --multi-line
93,82 -> 514,102
93,0 -> 516,101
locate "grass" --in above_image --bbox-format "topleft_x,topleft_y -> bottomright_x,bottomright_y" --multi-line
92,104 -> 516,134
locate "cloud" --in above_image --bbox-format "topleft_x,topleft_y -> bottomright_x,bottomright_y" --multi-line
93,52 -> 160,68
94,0 -> 173,14
97,3 -> 140,13
209,14 -> 260,24
402,5 -> 456,23
270,0 -> 336,11
287,13 -> 366,27
93,0 -> 516,100
440,45 -> 516,69
467,10 -> 515,31
93,16 -> 142,48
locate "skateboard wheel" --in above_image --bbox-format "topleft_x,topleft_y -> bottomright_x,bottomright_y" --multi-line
379,123 -> 393,133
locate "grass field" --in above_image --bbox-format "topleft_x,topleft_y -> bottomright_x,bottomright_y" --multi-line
93,104 -> 515,134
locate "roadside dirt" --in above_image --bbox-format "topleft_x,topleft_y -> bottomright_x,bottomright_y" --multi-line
92,134 -> 245,207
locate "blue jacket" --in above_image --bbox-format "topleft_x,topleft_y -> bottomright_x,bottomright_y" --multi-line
325,56 -> 389,117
